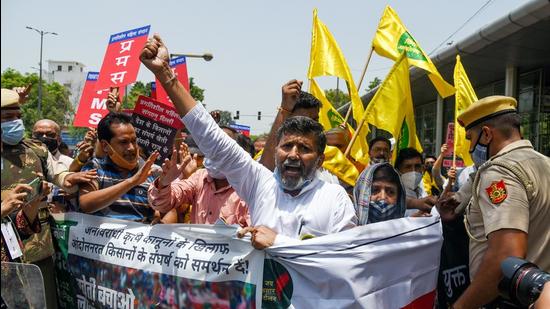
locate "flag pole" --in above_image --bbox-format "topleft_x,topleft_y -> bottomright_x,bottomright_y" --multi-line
344,116 -> 367,157
342,47 -> 374,126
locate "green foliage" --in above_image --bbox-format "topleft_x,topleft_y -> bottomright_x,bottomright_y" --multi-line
189,77 -> 205,102
122,81 -> 151,109
121,77 -> 206,109
367,77 -> 382,92
217,110 -> 235,127
324,88 -> 350,110
1,68 -> 73,135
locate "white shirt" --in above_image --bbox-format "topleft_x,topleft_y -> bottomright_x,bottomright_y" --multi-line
51,150 -> 73,170
182,105 -> 357,242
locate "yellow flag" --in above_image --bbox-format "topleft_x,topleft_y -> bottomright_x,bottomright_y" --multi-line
372,5 -> 455,98
310,80 -> 361,184
365,53 -> 423,157
310,79 -> 346,130
308,9 -> 369,164
322,146 -> 359,186
453,55 -> 477,166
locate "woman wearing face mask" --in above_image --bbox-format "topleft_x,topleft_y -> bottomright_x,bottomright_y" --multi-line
353,163 -> 406,225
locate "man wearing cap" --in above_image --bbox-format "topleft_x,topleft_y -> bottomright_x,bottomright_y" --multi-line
1,87 -> 97,309
448,96 -> 550,308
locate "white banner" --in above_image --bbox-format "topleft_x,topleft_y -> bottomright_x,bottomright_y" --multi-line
266,216 -> 443,308
54,213 -> 264,308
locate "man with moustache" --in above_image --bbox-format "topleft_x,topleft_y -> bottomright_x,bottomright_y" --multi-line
140,34 -> 357,248
78,112 -> 160,222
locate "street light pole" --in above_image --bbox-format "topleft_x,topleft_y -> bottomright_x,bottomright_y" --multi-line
169,53 -> 213,61
26,26 -> 58,117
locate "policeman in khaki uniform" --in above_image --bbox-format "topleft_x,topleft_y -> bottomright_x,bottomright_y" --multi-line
448,96 -> 550,309
1,88 -> 97,309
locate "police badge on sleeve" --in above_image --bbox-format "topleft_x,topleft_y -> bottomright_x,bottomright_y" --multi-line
485,179 -> 508,204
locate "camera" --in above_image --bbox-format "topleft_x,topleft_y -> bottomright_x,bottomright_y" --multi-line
498,257 -> 550,307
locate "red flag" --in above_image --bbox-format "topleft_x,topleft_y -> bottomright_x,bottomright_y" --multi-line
155,55 -> 190,104
95,25 -> 150,89
73,72 -> 126,128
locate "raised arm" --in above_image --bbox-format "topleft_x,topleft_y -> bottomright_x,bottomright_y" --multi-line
140,34 -> 196,117
139,34 -> 273,207
259,80 -> 302,171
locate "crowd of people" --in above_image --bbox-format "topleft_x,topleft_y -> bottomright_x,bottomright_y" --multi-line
1,34 -> 549,308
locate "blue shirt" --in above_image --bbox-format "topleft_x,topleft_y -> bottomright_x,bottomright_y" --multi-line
80,156 -> 156,221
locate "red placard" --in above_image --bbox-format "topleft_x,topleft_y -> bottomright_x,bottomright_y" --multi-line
132,96 -> 184,163
154,55 -> 190,104
95,25 -> 150,90
442,122 -> 464,168
73,72 -> 126,128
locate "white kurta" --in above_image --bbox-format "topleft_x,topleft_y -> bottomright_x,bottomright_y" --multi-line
182,105 -> 357,243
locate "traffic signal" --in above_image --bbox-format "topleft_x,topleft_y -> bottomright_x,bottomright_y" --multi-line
257,111 -> 261,120
234,111 -> 240,120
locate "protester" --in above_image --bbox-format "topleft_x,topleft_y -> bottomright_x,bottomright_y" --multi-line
353,163 -> 406,225
325,126 -> 350,154
395,147 -> 436,216
253,136 -> 266,156
70,129 -> 97,172
422,154 -> 441,196
140,34 -> 356,249
32,119 -> 76,213
58,141 -> 70,157
148,136 -> 251,227
2,87 -> 96,309
259,79 -> 340,184
236,133 -> 256,158
368,136 -> 391,165
184,135 -> 204,168
78,112 -> 160,222
437,96 -> 550,308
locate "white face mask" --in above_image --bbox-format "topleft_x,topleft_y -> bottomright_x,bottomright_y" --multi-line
400,171 -> 423,190
203,158 -> 225,179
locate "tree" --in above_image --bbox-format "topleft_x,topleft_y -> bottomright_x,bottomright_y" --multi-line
1,68 -> 73,135
217,110 -> 235,127
366,77 -> 382,92
189,77 -> 205,102
324,88 -> 350,110
121,81 -> 151,109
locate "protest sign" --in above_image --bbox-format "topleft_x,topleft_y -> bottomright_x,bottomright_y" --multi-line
150,81 -> 157,100
443,122 -> 464,169
155,55 -> 190,104
131,95 -> 184,164
73,72 -> 126,128
95,25 -> 150,89
51,213 -> 264,308
230,124 -> 251,137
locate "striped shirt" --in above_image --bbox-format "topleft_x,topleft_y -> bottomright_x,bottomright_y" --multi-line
80,157 -> 156,221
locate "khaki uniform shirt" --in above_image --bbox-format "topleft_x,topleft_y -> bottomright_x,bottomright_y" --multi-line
466,140 -> 550,278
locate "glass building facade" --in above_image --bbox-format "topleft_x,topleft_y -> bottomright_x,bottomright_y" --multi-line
414,66 -> 550,157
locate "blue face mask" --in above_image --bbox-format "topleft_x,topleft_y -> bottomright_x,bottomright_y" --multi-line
273,167 -> 312,192
1,119 -> 25,145
367,199 -> 399,223
470,132 -> 489,168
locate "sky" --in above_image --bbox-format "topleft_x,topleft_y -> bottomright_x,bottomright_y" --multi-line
1,0 -> 527,135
